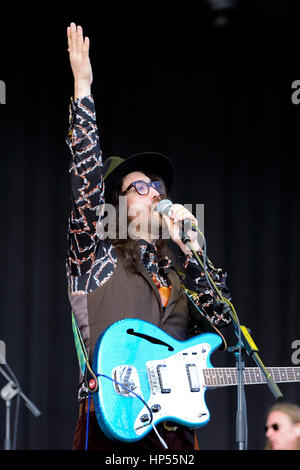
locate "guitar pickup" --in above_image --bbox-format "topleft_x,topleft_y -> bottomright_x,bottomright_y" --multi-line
157,364 -> 171,393
186,364 -> 200,392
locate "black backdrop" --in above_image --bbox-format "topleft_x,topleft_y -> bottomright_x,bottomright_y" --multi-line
0,0 -> 300,451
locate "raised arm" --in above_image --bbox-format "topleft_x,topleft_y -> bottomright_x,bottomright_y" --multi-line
66,23 -> 104,282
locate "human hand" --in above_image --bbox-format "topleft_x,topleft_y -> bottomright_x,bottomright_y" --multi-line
67,22 -> 93,99
161,204 -> 200,254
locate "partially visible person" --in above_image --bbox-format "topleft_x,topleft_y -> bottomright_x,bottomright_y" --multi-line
264,402 -> 300,450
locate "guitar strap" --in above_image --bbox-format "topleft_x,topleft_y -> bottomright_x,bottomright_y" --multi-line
71,310 -> 88,377
71,310 -> 99,393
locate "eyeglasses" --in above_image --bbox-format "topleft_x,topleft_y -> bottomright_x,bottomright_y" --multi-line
121,180 -> 165,196
265,423 -> 279,433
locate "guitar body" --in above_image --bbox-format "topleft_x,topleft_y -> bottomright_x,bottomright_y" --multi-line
92,318 -> 222,442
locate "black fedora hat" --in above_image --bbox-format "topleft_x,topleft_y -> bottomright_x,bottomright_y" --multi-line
103,152 -> 174,201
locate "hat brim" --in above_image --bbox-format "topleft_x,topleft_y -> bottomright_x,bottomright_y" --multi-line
104,152 -> 173,200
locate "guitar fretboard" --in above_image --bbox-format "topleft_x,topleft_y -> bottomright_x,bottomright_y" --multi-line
203,367 -> 300,387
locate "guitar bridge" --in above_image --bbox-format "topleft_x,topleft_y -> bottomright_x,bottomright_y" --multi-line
112,365 -> 142,397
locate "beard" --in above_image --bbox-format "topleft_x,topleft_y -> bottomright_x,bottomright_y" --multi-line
127,202 -> 168,241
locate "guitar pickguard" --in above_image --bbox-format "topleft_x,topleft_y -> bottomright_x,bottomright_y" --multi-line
134,342 -> 212,434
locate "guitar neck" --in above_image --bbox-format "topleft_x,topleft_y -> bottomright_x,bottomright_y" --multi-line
203,367 -> 300,387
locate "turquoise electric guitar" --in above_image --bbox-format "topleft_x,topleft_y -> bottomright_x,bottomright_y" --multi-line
92,319 -> 300,443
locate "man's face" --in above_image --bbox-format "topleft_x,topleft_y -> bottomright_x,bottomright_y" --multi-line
265,410 -> 300,450
121,171 -> 163,241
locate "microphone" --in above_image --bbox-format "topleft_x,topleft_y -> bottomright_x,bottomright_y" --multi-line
155,199 -> 173,216
156,199 -> 195,243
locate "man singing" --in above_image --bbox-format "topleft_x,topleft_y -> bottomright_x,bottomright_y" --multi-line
66,22 -> 231,451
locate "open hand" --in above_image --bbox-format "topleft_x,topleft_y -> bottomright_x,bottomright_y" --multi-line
67,22 -> 93,99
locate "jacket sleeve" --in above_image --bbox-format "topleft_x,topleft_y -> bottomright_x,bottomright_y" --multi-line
179,249 -> 232,329
66,95 -> 105,279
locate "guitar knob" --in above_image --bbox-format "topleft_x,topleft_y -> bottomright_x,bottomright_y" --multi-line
151,404 -> 161,413
140,414 -> 150,423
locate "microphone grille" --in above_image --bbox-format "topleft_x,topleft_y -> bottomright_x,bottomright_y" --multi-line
156,199 -> 172,215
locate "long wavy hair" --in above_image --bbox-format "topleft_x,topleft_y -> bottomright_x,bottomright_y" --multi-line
105,172 -> 169,272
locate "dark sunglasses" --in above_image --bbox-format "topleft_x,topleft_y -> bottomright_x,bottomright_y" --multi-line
264,423 -> 279,433
121,180 -> 165,196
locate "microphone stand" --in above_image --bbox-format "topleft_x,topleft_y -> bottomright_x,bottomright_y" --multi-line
228,325 -> 248,450
227,317 -> 284,401
183,228 -> 283,450
0,356 -> 41,450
